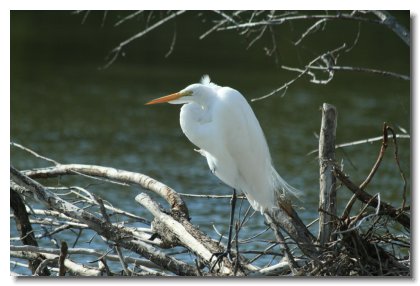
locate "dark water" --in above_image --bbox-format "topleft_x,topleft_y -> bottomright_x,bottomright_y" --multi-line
10,11 -> 410,273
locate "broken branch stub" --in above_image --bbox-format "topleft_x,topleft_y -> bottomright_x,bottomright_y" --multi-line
318,103 -> 338,245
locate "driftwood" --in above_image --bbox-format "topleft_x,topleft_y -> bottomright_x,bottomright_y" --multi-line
135,193 -> 244,275
10,189 -> 50,276
10,103 -> 410,276
22,163 -> 189,219
318,103 -> 337,245
11,167 -> 199,276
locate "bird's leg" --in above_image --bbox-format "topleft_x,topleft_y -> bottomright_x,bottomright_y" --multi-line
226,188 -> 237,255
210,188 -> 237,271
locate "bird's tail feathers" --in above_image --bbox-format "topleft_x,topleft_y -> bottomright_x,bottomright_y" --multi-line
271,166 -> 302,201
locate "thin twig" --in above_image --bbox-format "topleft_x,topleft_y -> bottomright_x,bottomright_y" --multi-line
12,142 -> 129,187
247,25 -> 267,49
165,22 -> 177,58
101,11 -> 108,28
294,18 -> 327,45
252,43 -> 347,101
114,11 -> 143,27
34,258 -> 57,276
178,193 -> 246,199
103,11 -> 186,69
114,245 -> 131,276
264,213 -> 298,273
385,126 -> 408,211
335,193 -> 381,235
267,24 -> 279,66
342,194 -> 357,220
333,167 -> 410,229
309,65 -> 409,81
307,134 -> 410,156
81,11 -> 90,25
219,13 -> 383,31
213,10 -> 239,25
359,123 -> 390,190
199,11 -> 243,40
248,242 -> 279,264
11,142 -> 59,165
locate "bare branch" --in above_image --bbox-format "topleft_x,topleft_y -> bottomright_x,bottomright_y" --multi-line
359,123 -> 390,190
213,10 -> 238,26
81,11 -> 90,25
252,43 -> 347,101
199,11 -> 243,40
165,22 -> 177,58
14,250 -> 101,276
11,167 -> 200,276
307,134 -> 410,156
371,11 -> 410,46
11,142 -> 59,165
34,258 -> 57,276
247,25 -> 267,49
11,142 -> 129,186
11,245 -> 162,269
22,164 -> 189,218
114,245 -> 131,275
103,11 -> 186,69
333,167 -> 410,229
135,193 -> 239,275
309,65 -> 409,81
219,13 -> 383,31
178,193 -> 246,199
10,188 -> 49,275
114,11 -> 143,27
318,103 -> 338,245
264,213 -> 298,273
294,18 -> 327,45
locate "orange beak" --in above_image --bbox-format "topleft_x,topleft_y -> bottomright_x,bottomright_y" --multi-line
145,92 -> 185,105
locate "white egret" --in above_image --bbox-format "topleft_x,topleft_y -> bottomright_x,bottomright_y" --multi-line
146,75 -> 299,261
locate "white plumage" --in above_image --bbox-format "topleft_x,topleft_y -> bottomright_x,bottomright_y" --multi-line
146,75 -> 298,214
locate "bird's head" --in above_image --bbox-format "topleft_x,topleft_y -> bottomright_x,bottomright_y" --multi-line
145,76 -> 217,106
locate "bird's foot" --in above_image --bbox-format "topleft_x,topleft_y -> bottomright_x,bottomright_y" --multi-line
209,250 -> 233,272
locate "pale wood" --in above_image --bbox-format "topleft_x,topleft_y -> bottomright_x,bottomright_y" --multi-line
10,245 -> 162,269
11,250 -> 101,276
318,103 -> 338,245
22,164 -> 190,218
136,193 -> 237,275
10,166 -> 199,276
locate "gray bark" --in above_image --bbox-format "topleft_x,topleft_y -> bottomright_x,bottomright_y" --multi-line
318,103 -> 338,245
10,166 -> 199,276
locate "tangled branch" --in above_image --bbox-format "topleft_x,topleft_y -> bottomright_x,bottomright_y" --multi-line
77,11 -> 409,96
10,115 -> 410,276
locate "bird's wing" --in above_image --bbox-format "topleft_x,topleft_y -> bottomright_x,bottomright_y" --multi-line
214,87 -> 277,212
215,87 -> 271,168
